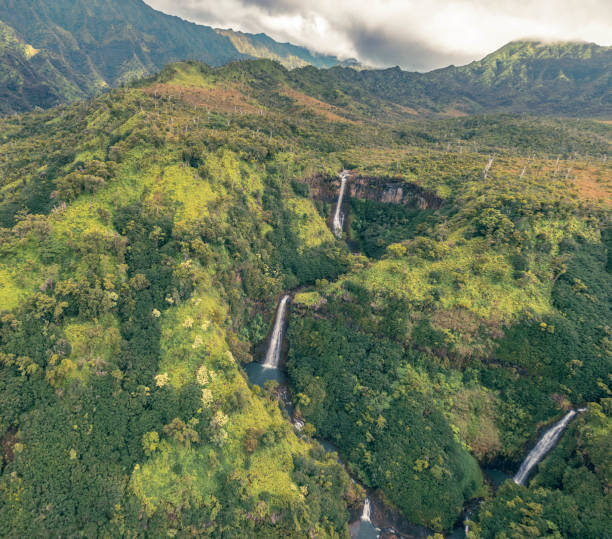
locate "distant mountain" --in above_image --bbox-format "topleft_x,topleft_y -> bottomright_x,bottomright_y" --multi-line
0,0 -> 351,114
301,40 -> 612,117
433,40 -> 612,114
0,20 -> 89,114
0,0 -> 610,120
215,29 -> 359,70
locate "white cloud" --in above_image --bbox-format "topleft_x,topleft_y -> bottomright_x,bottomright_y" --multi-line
144,0 -> 612,70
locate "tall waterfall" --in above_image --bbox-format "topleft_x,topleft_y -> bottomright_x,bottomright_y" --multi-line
361,498 -> 372,522
262,295 -> 290,369
333,171 -> 349,238
514,409 -> 585,485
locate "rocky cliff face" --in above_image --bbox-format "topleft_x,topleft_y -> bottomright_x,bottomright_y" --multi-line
348,176 -> 443,209
305,173 -> 443,210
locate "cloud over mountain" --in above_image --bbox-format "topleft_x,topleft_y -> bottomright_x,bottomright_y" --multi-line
145,0 -> 612,70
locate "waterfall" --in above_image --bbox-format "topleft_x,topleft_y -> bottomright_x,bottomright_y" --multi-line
333,171 -> 349,238
356,498 -> 380,539
262,295 -> 290,369
513,409 -> 585,485
361,498 -> 372,522
463,501 -> 482,538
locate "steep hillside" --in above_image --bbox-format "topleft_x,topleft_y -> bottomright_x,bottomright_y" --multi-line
0,62 -> 359,537
0,60 -> 610,536
301,40 -> 612,117
216,29 -> 359,70
434,40 -> 612,114
0,20 -> 88,114
0,0 -> 349,114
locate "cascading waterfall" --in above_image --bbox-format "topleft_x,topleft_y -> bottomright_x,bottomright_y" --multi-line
356,498 -> 380,539
262,295 -> 290,369
463,501 -> 482,538
361,498 -> 372,522
333,171 -> 349,238
513,408 -> 586,485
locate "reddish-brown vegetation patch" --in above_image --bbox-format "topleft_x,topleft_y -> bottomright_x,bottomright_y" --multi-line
281,87 -> 358,124
572,165 -> 612,207
145,83 -> 261,115
1,427 -> 18,466
399,105 -> 419,116
444,107 -> 469,118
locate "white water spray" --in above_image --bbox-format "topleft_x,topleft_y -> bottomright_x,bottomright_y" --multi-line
262,295 -> 290,369
333,171 -> 349,238
361,498 -> 372,522
513,409 -> 586,485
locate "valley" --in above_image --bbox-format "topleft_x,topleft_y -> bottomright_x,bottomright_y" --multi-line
0,20 -> 610,539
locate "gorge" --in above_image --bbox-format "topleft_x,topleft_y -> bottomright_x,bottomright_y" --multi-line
0,26 -> 609,536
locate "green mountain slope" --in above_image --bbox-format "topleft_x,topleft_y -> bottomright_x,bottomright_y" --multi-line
0,62 -> 360,537
1,0 -> 611,119
0,60 -> 610,536
0,20 -> 90,114
216,29 -> 359,70
315,40 -> 612,117
434,40 -> 612,114
0,0 -> 351,114
0,0 -> 610,118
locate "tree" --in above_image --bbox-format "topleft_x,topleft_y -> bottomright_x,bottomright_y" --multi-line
163,418 -> 199,449
387,242 -> 407,258
142,431 -> 160,456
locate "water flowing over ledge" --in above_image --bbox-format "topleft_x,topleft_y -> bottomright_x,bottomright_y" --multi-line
333,170 -> 350,238
513,408 -> 587,485
361,498 -> 372,522
262,295 -> 290,369
354,498 -> 380,539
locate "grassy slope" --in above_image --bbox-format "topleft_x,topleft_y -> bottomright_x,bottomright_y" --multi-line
0,60 -> 610,535
0,62 -> 357,537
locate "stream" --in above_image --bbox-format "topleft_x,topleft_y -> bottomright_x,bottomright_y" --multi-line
245,294 -> 394,538
244,170 -> 586,538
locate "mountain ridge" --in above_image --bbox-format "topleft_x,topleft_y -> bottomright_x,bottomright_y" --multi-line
311,39 -> 612,117
0,0 -> 352,114
0,0 -> 610,117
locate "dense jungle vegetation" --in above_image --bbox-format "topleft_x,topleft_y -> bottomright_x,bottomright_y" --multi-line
0,59 -> 610,537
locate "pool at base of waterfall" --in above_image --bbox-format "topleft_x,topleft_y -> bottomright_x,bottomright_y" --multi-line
484,468 -> 511,488
244,362 -> 286,388
448,526 -> 466,539
355,521 -> 379,539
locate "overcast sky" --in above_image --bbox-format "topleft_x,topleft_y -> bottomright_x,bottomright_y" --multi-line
144,0 -> 612,71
